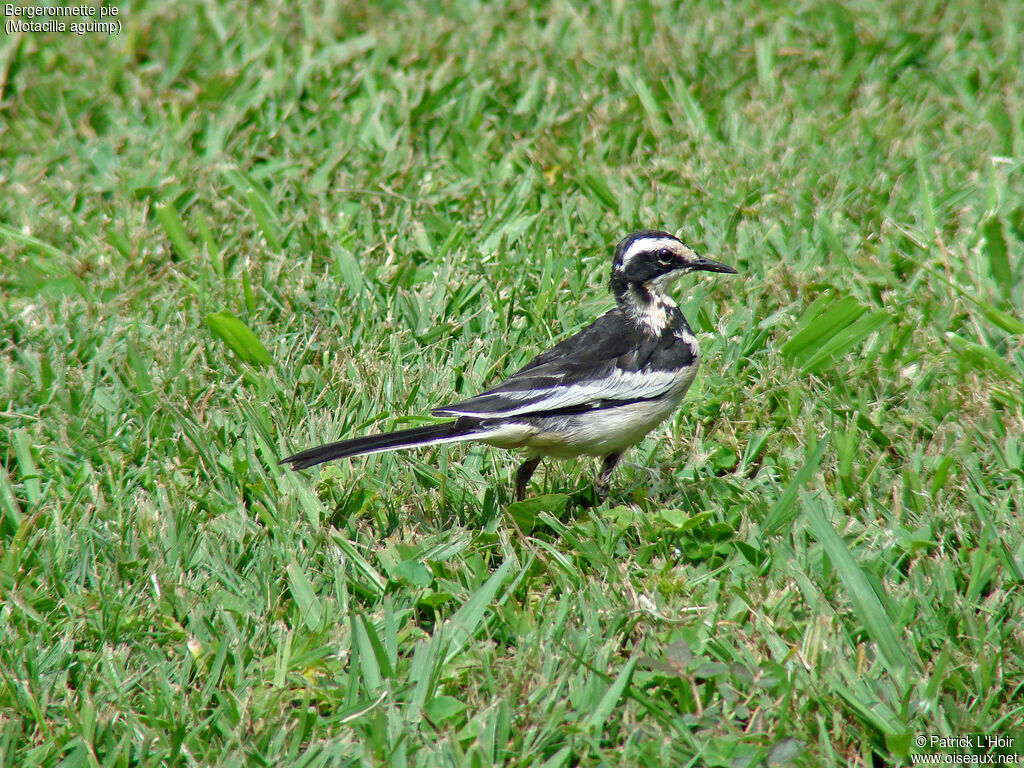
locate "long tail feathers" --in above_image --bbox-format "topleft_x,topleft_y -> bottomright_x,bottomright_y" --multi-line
280,421 -> 479,471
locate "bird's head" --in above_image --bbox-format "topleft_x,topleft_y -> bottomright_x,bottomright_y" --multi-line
611,230 -> 737,290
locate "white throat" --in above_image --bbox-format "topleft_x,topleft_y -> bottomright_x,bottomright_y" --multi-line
625,283 -> 678,333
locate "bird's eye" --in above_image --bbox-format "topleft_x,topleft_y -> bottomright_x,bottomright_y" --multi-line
658,248 -> 673,262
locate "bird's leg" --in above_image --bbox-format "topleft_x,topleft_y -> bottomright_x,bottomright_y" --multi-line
514,456 -> 542,501
594,452 -> 622,501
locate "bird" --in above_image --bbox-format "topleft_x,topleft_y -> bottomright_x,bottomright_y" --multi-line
280,230 -> 737,501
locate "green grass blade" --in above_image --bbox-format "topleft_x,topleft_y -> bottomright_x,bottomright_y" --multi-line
800,310 -> 890,374
0,220 -> 65,258
286,561 -> 323,630
781,296 -> 864,360
761,436 -> 829,538
983,217 -> 1012,297
0,464 -> 23,530
443,556 -> 515,663
781,295 -> 889,372
204,310 -> 273,367
899,250 -> 1024,334
327,528 -> 387,596
945,332 -> 1021,382
802,495 -> 911,675
246,188 -> 283,252
10,429 -> 41,506
585,654 -> 638,733
154,201 -> 194,261
352,614 -> 385,691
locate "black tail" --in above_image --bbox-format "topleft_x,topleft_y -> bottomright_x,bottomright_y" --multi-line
280,420 -> 480,471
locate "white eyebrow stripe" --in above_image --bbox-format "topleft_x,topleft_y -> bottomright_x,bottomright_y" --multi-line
620,237 -> 680,267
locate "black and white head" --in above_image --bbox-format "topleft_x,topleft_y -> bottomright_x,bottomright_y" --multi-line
611,230 -> 737,294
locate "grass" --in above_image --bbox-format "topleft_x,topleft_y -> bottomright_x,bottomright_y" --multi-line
2,0 -> 1023,765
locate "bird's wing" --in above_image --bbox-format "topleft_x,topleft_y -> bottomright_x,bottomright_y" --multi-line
432,309 -> 695,418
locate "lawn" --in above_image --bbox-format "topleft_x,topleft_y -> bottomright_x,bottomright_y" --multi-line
2,0 -> 1023,765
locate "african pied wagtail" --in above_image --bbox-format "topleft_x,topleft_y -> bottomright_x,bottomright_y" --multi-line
281,231 -> 737,500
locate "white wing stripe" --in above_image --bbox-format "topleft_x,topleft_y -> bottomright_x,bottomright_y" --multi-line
439,368 -> 687,417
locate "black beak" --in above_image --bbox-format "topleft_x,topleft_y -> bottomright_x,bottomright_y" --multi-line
691,255 -> 738,274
